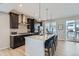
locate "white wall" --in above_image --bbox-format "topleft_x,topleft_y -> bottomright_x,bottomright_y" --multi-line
0,13 -> 28,50
0,13 -> 10,50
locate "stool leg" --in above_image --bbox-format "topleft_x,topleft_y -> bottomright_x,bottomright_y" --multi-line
45,48 -> 54,56
52,44 -> 56,56
49,48 -> 53,56
50,48 -> 53,56
48,48 -> 50,56
45,48 -> 50,56
52,47 -> 54,56
55,41 -> 57,51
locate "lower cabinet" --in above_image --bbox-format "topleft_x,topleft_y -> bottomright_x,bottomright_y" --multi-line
10,36 -> 25,49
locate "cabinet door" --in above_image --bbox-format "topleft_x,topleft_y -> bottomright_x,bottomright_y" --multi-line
30,19 -> 35,33
12,36 -> 23,48
10,12 -> 18,29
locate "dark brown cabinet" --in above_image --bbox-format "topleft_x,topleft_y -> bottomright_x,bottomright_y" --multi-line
27,18 -> 35,33
10,33 -> 39,49
10,36 -> 25,49
9,12 -> 19,29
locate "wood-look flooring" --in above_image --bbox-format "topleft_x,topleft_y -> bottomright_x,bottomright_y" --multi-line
0,46 -> 25,56
0,40 -> 79,56
55,40 -> 79,56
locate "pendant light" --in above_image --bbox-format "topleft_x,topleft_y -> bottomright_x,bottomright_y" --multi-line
45,8 -> 48,20
38,3 -> 41,21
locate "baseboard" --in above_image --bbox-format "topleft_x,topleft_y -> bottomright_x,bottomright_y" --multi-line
0,46 -> 10,50
67,40 -> 79,43
58,40 -> 65,41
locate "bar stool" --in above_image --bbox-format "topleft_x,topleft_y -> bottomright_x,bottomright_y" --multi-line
45,35 -> 55,56
51,35 -> 56,55
54,35 -> 58,51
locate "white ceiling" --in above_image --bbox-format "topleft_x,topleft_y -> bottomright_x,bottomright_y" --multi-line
0,3 -> 18,13
0,3 -> 79,20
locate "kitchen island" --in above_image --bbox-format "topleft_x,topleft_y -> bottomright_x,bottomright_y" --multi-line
25,34 -> 54,56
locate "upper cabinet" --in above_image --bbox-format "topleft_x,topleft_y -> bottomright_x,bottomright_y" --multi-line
9,12 -> 19,29
9,12 -> 35,33
27,18 -> 35,33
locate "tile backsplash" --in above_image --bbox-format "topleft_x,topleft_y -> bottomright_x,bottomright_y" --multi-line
10,24 -> 27,34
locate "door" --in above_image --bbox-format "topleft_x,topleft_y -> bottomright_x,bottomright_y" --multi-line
76,20 -> 79,41
66,20 -> 79,42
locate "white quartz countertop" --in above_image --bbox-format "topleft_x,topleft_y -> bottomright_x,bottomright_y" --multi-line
25,34 -> 55,41
10,33 -> 34,36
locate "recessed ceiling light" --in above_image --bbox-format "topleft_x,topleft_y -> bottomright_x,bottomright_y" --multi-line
19,4 -> 23,7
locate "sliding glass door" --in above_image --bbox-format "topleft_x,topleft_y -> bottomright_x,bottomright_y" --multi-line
76,20 -> 79,41
66,20 -> 79,42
